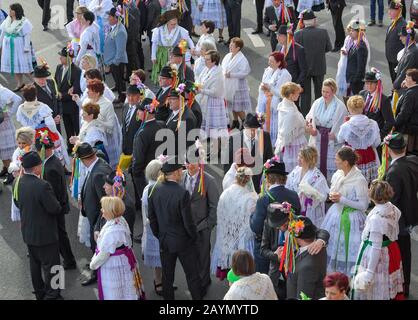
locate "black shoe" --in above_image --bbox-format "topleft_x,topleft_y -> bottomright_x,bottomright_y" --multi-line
378,21 -> 383,27
224,39 -> 231,46
231,120 -> 239,129
3,173 -> 14,185
0,167 -> 7,177
154,281 -> 163,296
63,263 -> 77,270
252,29 -> 262,34
12,84 -> 25,92
368,21 -> 376,26
81,275 -> 97,286
43,25 -> 49,31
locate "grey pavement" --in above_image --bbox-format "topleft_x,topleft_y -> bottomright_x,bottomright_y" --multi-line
0,0 -> 417,300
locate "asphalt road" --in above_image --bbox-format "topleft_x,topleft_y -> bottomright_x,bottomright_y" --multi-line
0,0 -> 417,300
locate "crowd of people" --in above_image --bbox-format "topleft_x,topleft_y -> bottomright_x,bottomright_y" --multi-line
0,0 -> 417,301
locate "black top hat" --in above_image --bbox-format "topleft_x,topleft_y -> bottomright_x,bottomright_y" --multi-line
363,71 -> 379,82
301,10 -> 316,20
161,156 -> 184,173
277,24 -> 288,36
75,142 -> 97,159
126,85 -> 141,95
266,160 -> 288,175
21,151 -> 42,169
171,46 -> 184,57
293,216 -> 317,240
400,25 -> 416,37
33,65 -> 51,78
160,66 -> 174,78
35,135 -> 54,151
267,204 -> 289,228
386,132 -> 406,150
183,80 -> 198,94
107,7 -> 117,17
243,113 -> 261,129
58,46 -> 75,58
105,170 -> 126,186
389,0 -> 403,10
168,89 -> 182,98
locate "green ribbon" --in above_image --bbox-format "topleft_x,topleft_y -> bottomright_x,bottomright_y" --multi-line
151,46 -> 170,84
334,206 -> 356,273
350,239 -> 392,299
6,33 -> 17,76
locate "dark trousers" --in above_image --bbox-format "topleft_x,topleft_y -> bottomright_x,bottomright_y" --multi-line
254,240 -> 270,274
300,74 -> 324,117
350,81 -> 365,95
66,0 -> 75,23
110,64 -> 126,97
63,110 -> 80,151
126,39 -> 145,77
160,243 -> 202,300
370,0 -> 384,22
273,278 -> 287,300
224,0 -> 242,40
255,0 -> 265,31
270,35 -> 278,52
196,229 -> 212,287
331,6 -> 345,49
37,0 -> 51,27
388,61 -> 398,83
180,12 -> 193,34
133,172 -> 147,210
28,242 -> 61,300
57,214 -> 76,266
398,233 -> 411,291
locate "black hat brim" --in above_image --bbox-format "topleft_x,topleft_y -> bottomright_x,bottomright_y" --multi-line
77,148 -> 97,159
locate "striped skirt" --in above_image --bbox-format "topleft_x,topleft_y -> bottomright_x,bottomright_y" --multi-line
200,96 -> 229,139
226,79 -> 251,113
0,115 -> 16,160
199,0 -> 227,29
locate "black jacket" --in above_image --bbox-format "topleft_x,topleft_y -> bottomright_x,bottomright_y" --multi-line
276,42 -> 307,87
346,40 -> 368,83
43,155 -> 70,215
132,119 -> 166,176
264,5 -> 296,46
189,100 -> 202,129
395,85 -> 418,135
145,0 -> 161,32
148,180 -> 198,253
359,90 -> 395,138
81,158 -> 112,228
166,107 -> 197,154
294,26 -> 332,76
326,0 -> 346,11
121,103 -> 142,155
384,155 -> 418,232
54,63 -> 82,115
177,63 -> 195,84
35,80 -> 61,118
14,174 -> 61,246
385,17 -> 406,64
155,87 -> 172,122
394,44 -> 418,90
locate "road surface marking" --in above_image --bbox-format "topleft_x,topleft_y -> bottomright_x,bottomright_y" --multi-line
35,40 -> 67,56
243,28 -> 265,48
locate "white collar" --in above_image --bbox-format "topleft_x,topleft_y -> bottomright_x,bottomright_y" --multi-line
187,171 -> 199,180
171,109 -> 180,117
391,155 -> 405,165
86,157 -> 99,173
23,172 -> 39,178
269,184 -> 284,190
298,245 -> 309,255
44,153 -> 54,163
145,118 -> 156,123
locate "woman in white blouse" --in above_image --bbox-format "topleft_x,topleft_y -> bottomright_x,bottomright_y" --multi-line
193,40 -> 216,81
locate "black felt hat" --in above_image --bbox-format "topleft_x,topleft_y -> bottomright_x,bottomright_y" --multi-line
386,133 -> 406,150
33,65 -> 51,78
301,10 -> 316,20
160,66 -> 174,78
138,98 -> 156,114
399,25 -> 416,37
75,142 -> 97,159
171,46 -> 184,57
363,71 -> 379,82
161,156 -> 184,173
21,151 -> 42,169
277,24 -> 288,36
267,204 -> 289,228
107,7 -> 117,17
58,46 -> 75,58
243,113 -> 261,129
266,161 -> 288,175
168,89 -> 182,98
126,85 -> 142,95
35,135 -> 54,150
294,216 -> 317,240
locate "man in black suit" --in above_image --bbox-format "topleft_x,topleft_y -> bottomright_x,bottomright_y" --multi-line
166,90 -> 198,157
155,66 -> 175,122
148,157 -> 202,300
132,98 -> 166,214
359,70 -> 395,142
345,21 -> 368,95
54,46 -> 82,153
77,143 -> 112,286
66,0 -> 74,24
145,0 -> 162,62
276,25 -> 307,89
294,10 -> 332,116
225,113 -> 274,193
393,25 -> 418,93
13,151 -> 62,300
384,134 -> 418,297
182,145 -> 220,296
386,1 -> 406,82
264,0 -> 296,51
33,65 -> 62,133
327,0 -> 346,52
37,0 -> 51,31
253,0 -> 266,34
224,0 -> 243,44
169,46 -> 195,84
394,69 -> 418,155
35,135 -> 76,270
184,83 -> 203,129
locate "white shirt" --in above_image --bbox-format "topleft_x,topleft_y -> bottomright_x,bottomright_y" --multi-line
167,109 -> 180,124
185,171 -> 199,195
125,105 -> 137,126
390,155 -> 405,165
85,157 -> 99,175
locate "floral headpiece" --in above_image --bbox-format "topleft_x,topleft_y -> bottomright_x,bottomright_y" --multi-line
383,132 -> 399,145
288,218 -> 305,237
157,154 -> 169,164
38,57 -> 50,70
178,39 -> 188,55
263,155 -> 280,170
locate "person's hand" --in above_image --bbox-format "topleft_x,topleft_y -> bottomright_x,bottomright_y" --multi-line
54,115 -> 61,125
329,132 -> 336,140
341,48 -> 347,56
69,136 -> 79,145
71,94 -> 80,102
275,246 -> 284,258
306,121 -> 317,136
225,71 -> 231,78
68,87 -> 74,95
94,231 -> 100,241
191,48 -> 196,56
269,24 -> 277,31
329,192 -> 342,203
307,239 -> 325,255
